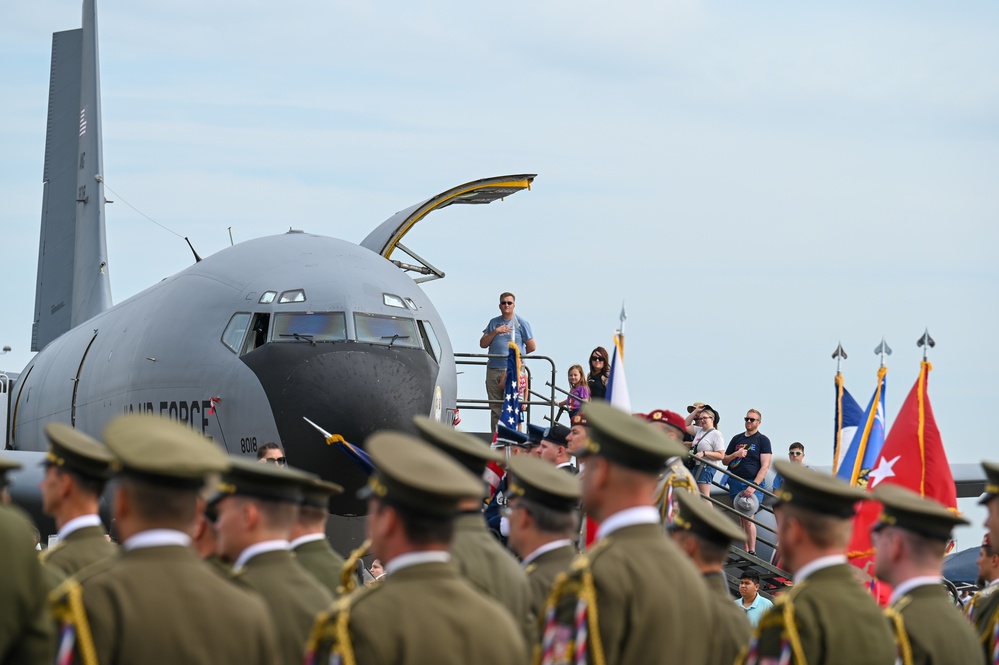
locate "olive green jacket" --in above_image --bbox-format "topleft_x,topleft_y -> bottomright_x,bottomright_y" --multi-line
306,560 -> 527,664
967,582 -> 999,663
292,537 -> 345,598
40,524 -> 118,577
538,523 -> 714,665
740,563 -> 896,665
704,572 -> 751,665
0,505 -> 53,665
51,544 -> 277,664
451,512 -> 534,643
888,583 -> 983,665
235,548 -> 333,665
524,543 -> 576,620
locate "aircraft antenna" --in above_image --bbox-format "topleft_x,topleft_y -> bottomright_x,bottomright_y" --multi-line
916,328 -> 935,361
228,227 -> 234,246
102,183 -> 183,238
184,237 -> 202,263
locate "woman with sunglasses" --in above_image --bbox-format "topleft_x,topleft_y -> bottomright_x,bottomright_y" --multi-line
684,405 -> 724,496
586,347 -> 610,400
256,442 -> 287,466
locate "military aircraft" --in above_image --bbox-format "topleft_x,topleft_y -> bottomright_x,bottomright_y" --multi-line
0,0 -> 535,546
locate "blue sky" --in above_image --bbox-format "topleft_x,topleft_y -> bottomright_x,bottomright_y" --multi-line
2,1 -> 996,545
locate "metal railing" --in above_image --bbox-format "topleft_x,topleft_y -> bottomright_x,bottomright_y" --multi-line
454,352 -> 559,429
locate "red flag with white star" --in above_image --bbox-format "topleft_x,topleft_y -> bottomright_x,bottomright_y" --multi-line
846,361 -> 958,601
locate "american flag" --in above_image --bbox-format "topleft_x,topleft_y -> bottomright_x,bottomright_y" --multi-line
500,341 -> 523,429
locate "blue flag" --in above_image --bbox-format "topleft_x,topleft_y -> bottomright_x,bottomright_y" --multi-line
833,377 -> 864,474
499,342 -> 523,430
835,367 -> 887,487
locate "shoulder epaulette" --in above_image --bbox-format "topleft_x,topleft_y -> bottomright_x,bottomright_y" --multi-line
39,540 -> 65,563
304,583 -> 378,665
536,548 -> 607,665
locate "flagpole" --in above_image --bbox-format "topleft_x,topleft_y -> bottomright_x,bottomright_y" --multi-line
832,342 -> 848,474
916,328 -> 935,495
618,301 -> 626,359
850,339 -> 891,485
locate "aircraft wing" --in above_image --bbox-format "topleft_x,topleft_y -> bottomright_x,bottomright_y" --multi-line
361,174 -> 536,260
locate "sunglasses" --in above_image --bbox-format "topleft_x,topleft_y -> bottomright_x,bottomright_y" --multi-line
590,356 -> 604,362
744,417 -> 759,423
696,416 -> 712,422
264,457 -> 287,465
789,451 -> 803,457
500,301 -> 514,306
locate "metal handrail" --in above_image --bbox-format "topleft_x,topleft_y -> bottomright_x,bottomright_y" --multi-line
454,352 -> 558,428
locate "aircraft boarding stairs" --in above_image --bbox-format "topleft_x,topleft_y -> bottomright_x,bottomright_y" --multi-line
456,352 -> 789,601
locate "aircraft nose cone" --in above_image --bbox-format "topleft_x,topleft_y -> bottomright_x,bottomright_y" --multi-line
240,343 -> 439,515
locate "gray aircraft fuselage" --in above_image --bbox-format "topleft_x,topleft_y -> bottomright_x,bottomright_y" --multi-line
10,230 -> 455,517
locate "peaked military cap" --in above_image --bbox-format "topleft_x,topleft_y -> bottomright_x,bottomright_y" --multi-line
872,483 -> 967,541
576,401 -> 688,473
298,475 -> 344,510
42,422 -> 115,480
104,414 -> 229,489
671,491 -> 746,546
527,423 -> 547,446
571,413 -> 588,427
413,415 -> 502,475
979,460 -> 999,505
358,431 -> 482,516
771,460 -> 866,518
543,423 -> 570,447
0,454 -> 22,487
507,455 -> 581,512
212,456 -> 314,504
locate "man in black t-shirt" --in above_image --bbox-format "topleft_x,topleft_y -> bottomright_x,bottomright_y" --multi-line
722,409 -> 772,556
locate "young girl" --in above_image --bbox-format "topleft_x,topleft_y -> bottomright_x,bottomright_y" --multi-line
558,364 -> 591,418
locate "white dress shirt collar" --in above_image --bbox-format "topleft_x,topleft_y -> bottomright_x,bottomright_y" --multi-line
889,576 -> 942,606
123,529 -> 191,552
522,539 -> 574,568
289,533 -> 326,550
595,506 -> 659,542
385,551 -> 450,576
57,514 -> 103,541
794,554 -> 847,584
233,539 -> 289,570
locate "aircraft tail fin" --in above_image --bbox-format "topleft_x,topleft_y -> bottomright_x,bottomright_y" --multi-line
32,0 -> 112,352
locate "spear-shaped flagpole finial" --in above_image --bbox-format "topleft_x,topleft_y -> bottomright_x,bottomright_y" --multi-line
874,336 -> 892,368
917,328 -> 935,361
832,342 -> 848,374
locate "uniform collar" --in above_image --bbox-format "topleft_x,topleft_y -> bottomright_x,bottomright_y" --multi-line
233,539 -> 289,570
123,529 -> 191,551
288,533 -> 326,549
596,506 -> 659,541
522,539 -> 573,568
385,550 -> 450,576
793,554 -> 846,583
58,514 -> 102,540
890,576 -> 941,605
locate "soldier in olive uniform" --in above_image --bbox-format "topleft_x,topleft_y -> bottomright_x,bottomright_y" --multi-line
504,455 -> 581,619
49,414 -> 278,664
738,461 -> 896,665
669,490 -> 752,665
38,423 -> 118,576
539,402 -> 714,665
966,534 -> 999,646
977,460 -> 999,663
304,432 -> 528,664
870,483 -> 983,665
0,456 -> 54,664
412,416 -> 534,641
289,475 -> 347,597
212,457 -> 333,665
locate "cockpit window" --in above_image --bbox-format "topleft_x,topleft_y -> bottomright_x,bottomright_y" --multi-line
404,298 -> 418,310
354,314 -> 420,348
221,312 -> 252,353
272,312 -> 347,343
417,320 -> 442,362
383,293 -> 406,309
278,289 -> 306,304
259,291 -> 277,304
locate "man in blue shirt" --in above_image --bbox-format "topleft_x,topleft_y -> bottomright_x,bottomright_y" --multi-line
722,409 -> 772,556
736,570 -> 773,627
771,441 -> 807,493
479,292 -> 536,433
